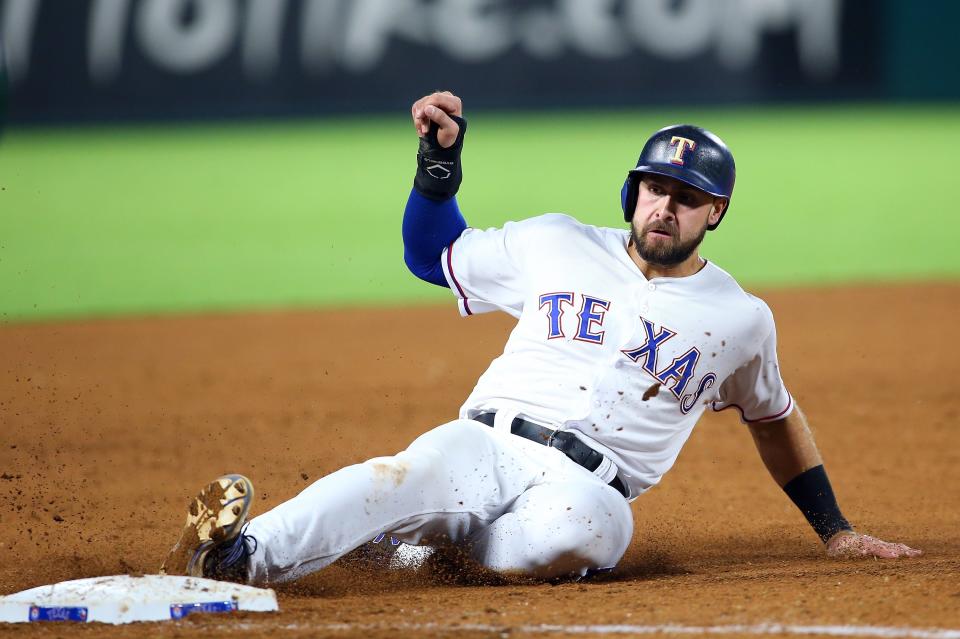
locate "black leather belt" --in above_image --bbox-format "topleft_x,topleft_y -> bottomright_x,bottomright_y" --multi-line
473,411 -> 628,498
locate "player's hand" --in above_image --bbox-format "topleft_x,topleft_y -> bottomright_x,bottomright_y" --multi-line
411,91 -> 463,148
825,531 -> 922,559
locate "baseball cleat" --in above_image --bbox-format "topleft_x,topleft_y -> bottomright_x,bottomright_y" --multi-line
160,474 -> 256,582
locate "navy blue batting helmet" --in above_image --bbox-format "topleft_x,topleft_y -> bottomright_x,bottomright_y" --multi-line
621,124 -> 736,230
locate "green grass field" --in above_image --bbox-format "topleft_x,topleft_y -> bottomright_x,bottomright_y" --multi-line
1,104 -> 958,322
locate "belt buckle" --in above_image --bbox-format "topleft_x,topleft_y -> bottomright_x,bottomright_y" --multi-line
545,428 -> 557,447
547,430 -> 575,455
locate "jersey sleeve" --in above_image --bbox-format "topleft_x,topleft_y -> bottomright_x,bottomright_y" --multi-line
440,218 -> 538,318
711,304 -> 794,423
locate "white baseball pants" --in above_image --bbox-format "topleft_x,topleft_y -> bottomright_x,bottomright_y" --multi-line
245,419 -> 633,583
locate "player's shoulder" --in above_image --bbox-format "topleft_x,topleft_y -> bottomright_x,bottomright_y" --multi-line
510,213 -> 622,243
458,213 -> 619,260
509,212 -> 589,231
702,262 -> 776,327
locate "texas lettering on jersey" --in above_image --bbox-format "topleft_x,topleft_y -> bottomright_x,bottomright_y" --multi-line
620,317 -> 717,414
538,292 -> 716,415
538,292 -> 610,344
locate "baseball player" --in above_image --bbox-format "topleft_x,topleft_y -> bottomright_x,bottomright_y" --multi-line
161,91 -> 920,585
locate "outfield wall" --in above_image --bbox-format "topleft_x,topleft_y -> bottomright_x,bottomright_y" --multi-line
2,0 -> 958,125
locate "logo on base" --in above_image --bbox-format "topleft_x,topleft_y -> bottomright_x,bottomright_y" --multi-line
170,600 -> 239,620
29,606 -> 89,622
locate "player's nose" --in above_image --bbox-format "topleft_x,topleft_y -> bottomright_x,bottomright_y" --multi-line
655,195 -> 679,218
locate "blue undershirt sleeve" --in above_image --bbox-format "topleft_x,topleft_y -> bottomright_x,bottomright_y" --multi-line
402,187 -> 468,288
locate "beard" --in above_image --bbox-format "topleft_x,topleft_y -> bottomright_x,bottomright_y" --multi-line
631,219 -> 707,267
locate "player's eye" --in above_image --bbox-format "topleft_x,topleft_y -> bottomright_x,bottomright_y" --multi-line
677,192 -> 703,206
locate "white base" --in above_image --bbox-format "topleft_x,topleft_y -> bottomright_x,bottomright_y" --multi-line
0,574 -> 278,624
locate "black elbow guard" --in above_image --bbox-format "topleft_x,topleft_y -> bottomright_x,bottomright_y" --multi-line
414,115 -> 467,201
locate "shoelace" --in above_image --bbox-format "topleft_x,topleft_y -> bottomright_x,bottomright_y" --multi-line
221,522 -> 258,567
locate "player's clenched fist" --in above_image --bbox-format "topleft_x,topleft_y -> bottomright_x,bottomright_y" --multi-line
411,90 -> 467,201
411,91 -> 462,148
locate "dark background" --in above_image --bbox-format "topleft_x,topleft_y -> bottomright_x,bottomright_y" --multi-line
2,0 -> 957,125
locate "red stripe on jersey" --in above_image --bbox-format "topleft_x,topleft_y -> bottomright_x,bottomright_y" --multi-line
446,240 -> 472,316
712,395 -> 793,423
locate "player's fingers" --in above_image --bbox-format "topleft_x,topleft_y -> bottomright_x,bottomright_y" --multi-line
423,104 -> 460,148
411,97 -> 433,136
870,539 -> 921,559
425,92 -> 462,117
870,544 -> 900,559
412,102 -> 423,136
412,98 -> 433,136
411,92 -> 463,137
891,543 -> 922,558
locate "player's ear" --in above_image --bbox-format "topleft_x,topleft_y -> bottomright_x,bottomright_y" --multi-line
709,199 -> 727,226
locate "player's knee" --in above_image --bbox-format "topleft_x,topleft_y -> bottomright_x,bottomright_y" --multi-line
549,491 -> 632,555
524,486 -> 633,577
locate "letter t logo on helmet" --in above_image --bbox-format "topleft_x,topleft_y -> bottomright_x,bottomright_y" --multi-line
669,136 -> 697,165
620,124 -> 736,231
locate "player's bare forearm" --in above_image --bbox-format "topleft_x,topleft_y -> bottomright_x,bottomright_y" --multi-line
748,403 -> 921,559
747,405 -> 821,487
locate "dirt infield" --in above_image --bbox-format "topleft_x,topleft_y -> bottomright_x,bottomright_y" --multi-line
1,283 -> 958,638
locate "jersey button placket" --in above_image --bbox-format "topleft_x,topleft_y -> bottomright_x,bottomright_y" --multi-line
642,282 -> 658,312
636,286 -> 650,314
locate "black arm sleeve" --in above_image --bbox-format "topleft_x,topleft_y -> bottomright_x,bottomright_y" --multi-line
782,464 -> 853,543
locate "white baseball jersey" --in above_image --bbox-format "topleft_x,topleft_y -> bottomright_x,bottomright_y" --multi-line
245,212 -> 794,584
441,213 -> 793,498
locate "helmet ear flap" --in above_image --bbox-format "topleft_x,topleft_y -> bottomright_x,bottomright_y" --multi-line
621,174 -> 639,223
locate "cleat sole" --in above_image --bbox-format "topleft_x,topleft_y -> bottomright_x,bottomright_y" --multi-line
160,474 -> 254,577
